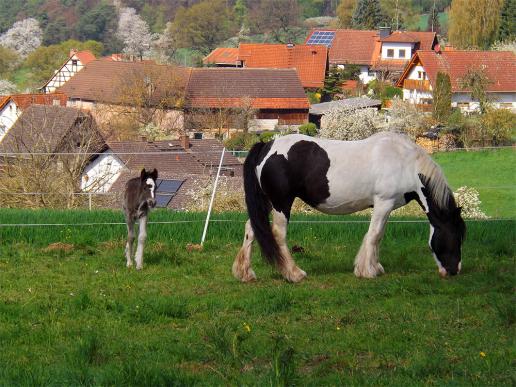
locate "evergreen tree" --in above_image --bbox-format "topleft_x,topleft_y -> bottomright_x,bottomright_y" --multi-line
433,72 -> 451,122
497,0 -> 516,41
352,0 -> 385,30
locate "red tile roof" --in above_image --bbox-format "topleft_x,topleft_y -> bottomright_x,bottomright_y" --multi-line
203,48 -> 240,66
237,44 -> 328,88
305,29 -> 437,66
397,50 -> 516,92
59,60 -> 190,106
0,93 -> 67,110
74,50 -> 96,65
185,68 -> 309,109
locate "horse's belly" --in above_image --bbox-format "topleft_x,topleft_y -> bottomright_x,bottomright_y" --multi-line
316,196 -> 372,215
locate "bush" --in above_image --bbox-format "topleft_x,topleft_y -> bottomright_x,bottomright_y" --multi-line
259,131 -> 276,143
223,133 -> 259,151
319,107 -> 385,141
298,123 -> 317,136
387,99 -> 428,139
481,109 -> 515,145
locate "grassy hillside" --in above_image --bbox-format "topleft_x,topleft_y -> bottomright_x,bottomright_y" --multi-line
415,12 -> 449,32
433,148 -> 515,218
0,210 -> 514,385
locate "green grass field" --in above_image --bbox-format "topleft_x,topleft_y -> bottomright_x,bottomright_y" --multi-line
0,209 -> 514,385
433,148 -> 515,218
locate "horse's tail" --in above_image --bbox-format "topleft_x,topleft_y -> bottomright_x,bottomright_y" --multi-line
244,141 -> 283,266
415,149 -> 453,210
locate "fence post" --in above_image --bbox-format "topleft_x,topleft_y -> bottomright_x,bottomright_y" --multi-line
88,192 -> 92,211
201,147 -> 225,246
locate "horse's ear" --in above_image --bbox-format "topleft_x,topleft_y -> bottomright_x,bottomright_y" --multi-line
150,168 -> 158,180
140,168 -> 146,180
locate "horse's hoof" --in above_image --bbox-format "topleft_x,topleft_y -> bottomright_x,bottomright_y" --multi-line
354,266 -> 378,278
136,265 -> 143,270
126,261 -> 133,268
285,267 -> 307,283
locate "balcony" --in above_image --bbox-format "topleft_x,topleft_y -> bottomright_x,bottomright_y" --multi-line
403,79 -> 431,91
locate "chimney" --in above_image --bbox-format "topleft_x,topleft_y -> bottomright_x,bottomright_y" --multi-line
286,42 -> 295,48
180,134 -> 190,149
378,26 -> 391,39
69,48 -> 78,57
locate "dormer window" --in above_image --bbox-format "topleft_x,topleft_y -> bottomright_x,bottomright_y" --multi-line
387,49 -> 394,58
399,49 -> 406,58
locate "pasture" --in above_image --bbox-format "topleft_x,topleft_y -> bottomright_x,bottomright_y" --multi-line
0,209 -> 514,385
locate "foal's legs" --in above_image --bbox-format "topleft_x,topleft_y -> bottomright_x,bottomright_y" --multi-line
125,219 -> 135,268
354,199 -> 394,278
135,215 -> 147,270
232,220 -> 257,282
272,210 -> 306,283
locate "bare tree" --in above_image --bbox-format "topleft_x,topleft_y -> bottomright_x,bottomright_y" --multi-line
0,106 -> 105,208
92,63 -> 187,140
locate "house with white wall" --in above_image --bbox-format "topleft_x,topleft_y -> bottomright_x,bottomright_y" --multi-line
0,93 -> 68,142
40,50 -> 96,93
305,27 -> 438,83
396,50 -> 516,112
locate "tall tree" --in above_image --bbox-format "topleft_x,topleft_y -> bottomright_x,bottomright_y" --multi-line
249,0 -> 302,43
168,0 -> 238,55
352,0 -> 385,30
337,0 -> 357,28
459,68 -> 492,113
427,3 -> 441,33
0,18 -> 42,58
381,0 -> 418,30
497,0 -> 516,42
117,7 -> 154,60
449,0 -> 504,49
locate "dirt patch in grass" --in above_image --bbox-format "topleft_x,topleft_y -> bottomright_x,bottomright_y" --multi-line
43,242 -> 74,252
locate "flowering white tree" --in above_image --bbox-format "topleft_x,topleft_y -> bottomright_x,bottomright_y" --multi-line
116,7 -> 153,60
0,18 -> 42,58
0,79 -> 17,95
319,107 -> 386,141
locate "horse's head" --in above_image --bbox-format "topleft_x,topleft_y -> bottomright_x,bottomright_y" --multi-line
428,206 -> 466,277
139,168 -> 158,210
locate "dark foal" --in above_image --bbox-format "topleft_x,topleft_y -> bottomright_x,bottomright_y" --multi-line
123,168 -> 158,269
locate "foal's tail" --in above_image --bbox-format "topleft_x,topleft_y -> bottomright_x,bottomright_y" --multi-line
244,141 -> 283,266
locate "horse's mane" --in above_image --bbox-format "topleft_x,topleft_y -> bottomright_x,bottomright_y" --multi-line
416,151 -> 452,211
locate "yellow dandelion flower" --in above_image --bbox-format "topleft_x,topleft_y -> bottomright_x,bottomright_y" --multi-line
480,352 -> 486,358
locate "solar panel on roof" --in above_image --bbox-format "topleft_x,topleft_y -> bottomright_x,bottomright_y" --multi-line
156,194 -> 173,208
306,31 -> 335,47
156,179 -> 183,193
154,179 -> 184,208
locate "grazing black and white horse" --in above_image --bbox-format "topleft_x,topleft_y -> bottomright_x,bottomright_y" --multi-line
233,132 -> 465,283
123,168 -> 158,270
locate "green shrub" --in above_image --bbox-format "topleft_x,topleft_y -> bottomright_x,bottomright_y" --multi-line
481,109 -> 516,145
298,123 -> 317,136
259,131 -> 277,143
223,133 -> 259,151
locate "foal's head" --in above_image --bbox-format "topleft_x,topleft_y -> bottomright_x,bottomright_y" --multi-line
138,168 -> 158,211
428,206 -> 466,277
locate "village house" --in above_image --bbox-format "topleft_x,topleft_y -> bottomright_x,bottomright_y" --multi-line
0,93 -> 68,142
58,59 -> 189,135
396,50 -> 516,112
204,43 -> 328,90
58,60 -> 309,136
304,27 -> 438,83
82,136 -> 242,209
185,67 -> 309,133
40,50 -> 96,94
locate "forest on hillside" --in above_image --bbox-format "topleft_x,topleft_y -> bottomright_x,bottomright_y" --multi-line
0,0 -> 514,93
